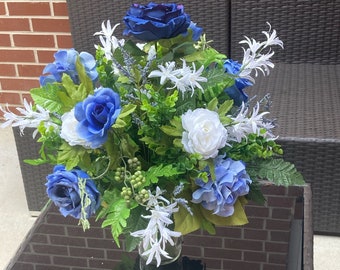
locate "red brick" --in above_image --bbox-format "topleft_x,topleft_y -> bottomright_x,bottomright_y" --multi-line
1,78 -> 39,91
223,260 -> 261,270
245,205 -> 270,217
267,196 -> 295,208
201,257 -> 222,269
0,64 -> 16,76
10,262 -> 35,270
266,219 -> 291,231
35,265 -> 69,270
0,18 -> 30,31
57,35 -> 73,48
0,91 -> 21,105
32,18 -> 70,33
244,251 -> 267,262
89,258 -> 120,269
270,231 -> 290,242
184,235 -> 222,248
53,256 -> 87,267
268,253 -> 288,264
69,247 -> 105,258
224,239 -> 263,251
21,93 -> 33,104
32,244 -> 68,256
214,226 -> 242,238
265,242 -> 289,253
182,245 -> 202,257
13,34 -> 55,48
0,2 -> 6,15
271,207 -> 293,219
36,224 -> 66,235
18,253 -> 51,264
8,2 -> 51,16
0,34 -> 11,46
205,247 -> 242,260
50,235 -> 86,247
261,185 -> 287,196
53,2 -> 69,16
17,64 -> 45,78
243,217 -> 265,229
244,228 -> 268,240
37,50 -> 57,63
263,263 -> 286,270
0,50 -> 35,62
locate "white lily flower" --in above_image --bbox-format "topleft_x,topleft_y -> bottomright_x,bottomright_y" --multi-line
148,61 -> 180,85
0,99 -> 57,137
238,23 -> 283,82
227,102 -> 275,142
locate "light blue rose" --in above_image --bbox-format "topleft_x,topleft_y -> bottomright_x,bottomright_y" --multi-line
192,158 -> 252,217
46,165 -> 100,219
224,59 -> 253,106
74,87 -> 121,149
39,48 -> 98,86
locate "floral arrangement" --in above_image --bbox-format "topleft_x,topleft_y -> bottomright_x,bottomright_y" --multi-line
1,2 -> 304,266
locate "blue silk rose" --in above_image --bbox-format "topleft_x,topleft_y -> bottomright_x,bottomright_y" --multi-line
46,165 -> 100,219
123,2 -> 199,41
192,158 -> 252,217
39,48 -> 98,86
74,87 -> 121,149
224,59 -> 253,106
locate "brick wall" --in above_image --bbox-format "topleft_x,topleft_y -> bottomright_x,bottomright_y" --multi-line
0,0 -> 72,116
6,184 -> 313,270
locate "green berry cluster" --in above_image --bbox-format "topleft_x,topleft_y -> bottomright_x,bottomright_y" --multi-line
118,158 -> 148,205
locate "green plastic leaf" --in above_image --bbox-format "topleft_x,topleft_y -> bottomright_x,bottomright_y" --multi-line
174,204 -> 201,235
201,197 -> 249,226
124,206 -> 149,252
145,164 -> 181,184
57,142 -> 88,170
101,198 -> 130,247
30,85 -> 64,114
248,158 -> 305,186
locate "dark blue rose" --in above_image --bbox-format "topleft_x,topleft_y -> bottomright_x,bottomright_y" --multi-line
74,87 -> 121,149
192,158 -> 252,217
39,49 -> 98,86
224,59 -> 253,106
46,165 -> 100,219
123,2 -> 197,41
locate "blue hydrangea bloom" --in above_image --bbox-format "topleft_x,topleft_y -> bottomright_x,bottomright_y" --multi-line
39,48 -> 98,86
74,87 -> 121,149
224,59 -> 253,106
192,158 -> 252,217
46,165 -> 100,219
123,2 -> 193,41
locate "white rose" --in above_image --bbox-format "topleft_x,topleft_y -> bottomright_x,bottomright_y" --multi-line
60,109 -> 91,148
181,108 -> 228,159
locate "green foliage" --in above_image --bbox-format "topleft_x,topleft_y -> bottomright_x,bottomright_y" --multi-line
144,164 -> 183,184
99,191 -> 131,247
225,133 -> 283,162
247,158 -> 305,186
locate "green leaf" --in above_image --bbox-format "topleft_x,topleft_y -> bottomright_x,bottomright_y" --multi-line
113,104 -> 136,129
248,159 -> 305,186
174,204 -> 201,235
30,85 -> 64,114
160,117 -> 183,137
101,198 -> 130,247
57,142 -> 88,170
201,197 -> 249,226
145,164 -> 182,184
124,206 -> 149,252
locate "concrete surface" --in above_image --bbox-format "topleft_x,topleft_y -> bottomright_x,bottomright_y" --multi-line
0,126 -> 339,270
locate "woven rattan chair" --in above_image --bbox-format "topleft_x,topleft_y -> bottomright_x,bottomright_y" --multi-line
65,0 -> 339,235
228,0 -> 340,235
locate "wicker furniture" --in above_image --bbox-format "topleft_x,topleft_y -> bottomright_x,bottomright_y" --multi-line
228,0 -> 340,235
6,184 -> 313,270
